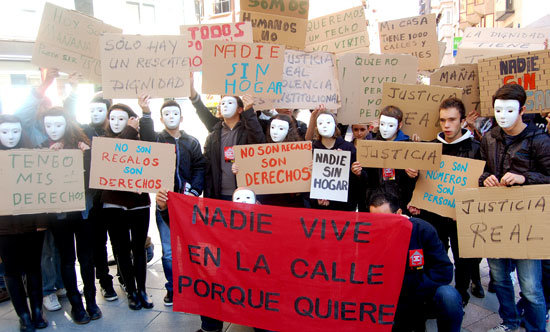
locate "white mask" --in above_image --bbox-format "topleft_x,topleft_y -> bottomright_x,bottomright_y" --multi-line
220,96 -> 239,118
0,122 -> 22,148
161,106 -> 181,130
44,115 -> 67,141
379,115 -> 399,140
233,189 -> 256,204
494,99 -> 521,129
89,102 -> 107,125
110,110 -> 129,134
269,119 -> 289,142
316,114 -> 336,138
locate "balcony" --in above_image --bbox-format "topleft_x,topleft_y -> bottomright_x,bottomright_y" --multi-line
473,0 -> 494,16
495,0 -> 514,21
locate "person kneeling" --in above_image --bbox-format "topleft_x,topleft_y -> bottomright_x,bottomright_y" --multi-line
368,192 -> 464,332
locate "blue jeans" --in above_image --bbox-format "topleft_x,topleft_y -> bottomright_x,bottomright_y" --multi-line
156,210 -> 172,292
41,230 -> 64,295
433,285 -> 464,332
542,260 -> 550,312
488,258 -> 546,331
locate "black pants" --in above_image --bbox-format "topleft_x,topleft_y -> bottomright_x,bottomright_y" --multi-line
104,208 -> 149,293
51,215 -> 96,300
90,203 -> 114,288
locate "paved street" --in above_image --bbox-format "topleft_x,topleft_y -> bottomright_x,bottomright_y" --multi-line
0,216 -> 536,332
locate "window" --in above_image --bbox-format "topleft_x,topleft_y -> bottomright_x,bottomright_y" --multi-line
214,0 -> 231,14
444,9 -> 452,24
125,1 -> 156,24
194,0 -> 204,22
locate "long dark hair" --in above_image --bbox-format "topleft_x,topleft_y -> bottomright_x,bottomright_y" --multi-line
312,110 -> 341,140
266,114 -> 301,143
0,114 -> 30,149
104,103 -> 138,137
40,107 -> 89,149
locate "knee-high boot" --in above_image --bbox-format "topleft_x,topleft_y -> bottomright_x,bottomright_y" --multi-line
4,276 -> 34,332
26,272 -> 47,329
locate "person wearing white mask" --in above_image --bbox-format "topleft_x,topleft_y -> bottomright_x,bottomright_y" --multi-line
232,114 -> 307,208
189,77 -> 265,332
138,94 -> 206,307
39,107 -> 100,325
0,115 -> 50,332
311,110 -> 359,211
362,106 -> 418,215
480,84 -> 550,332
101,104 -> 154,311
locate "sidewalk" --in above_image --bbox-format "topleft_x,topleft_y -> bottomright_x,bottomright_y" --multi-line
0,222 -> 535,332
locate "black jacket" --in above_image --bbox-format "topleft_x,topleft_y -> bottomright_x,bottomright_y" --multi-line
393,217 -> 453,331
192,96 -> 266,198
310,136 -> 358,211
479,123 -> 550,185
139,114 -> 206,195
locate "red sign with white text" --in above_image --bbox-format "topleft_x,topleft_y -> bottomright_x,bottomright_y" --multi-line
168,193 -> 412,331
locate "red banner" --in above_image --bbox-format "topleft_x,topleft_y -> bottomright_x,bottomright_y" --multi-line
168,193 -> 413,331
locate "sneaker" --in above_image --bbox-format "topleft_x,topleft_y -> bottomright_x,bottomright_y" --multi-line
101,285 -> 118,302
43,293 -> 62,311
164,290 -> 173,307
487,324 -> 519,332
56,288 -> 67,297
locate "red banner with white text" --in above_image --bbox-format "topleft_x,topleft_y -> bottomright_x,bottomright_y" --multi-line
168,193 -> 412,331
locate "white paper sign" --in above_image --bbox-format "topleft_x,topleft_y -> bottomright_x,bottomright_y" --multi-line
310,149 -> 351,202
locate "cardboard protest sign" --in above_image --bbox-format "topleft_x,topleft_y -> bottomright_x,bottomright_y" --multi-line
456,184 -> 550,259
201,40 -> 285,98
381,83 -> 463,141
409,155 -> 485,219
32,2 -> 122,83
89,137 -> 175,193
431,64 -> 480,115
477,50 -> 550,116
305,6 -> 369,54
169,193 -> 412,331
180,22 -> 253,71
100,34 -> 190,98
310,149 -> 350,202
0,149 -> 85,215
379,14 -> 439,71
455,27 -> 550,64
234,142 -> 312,194
240,0 -> 309,50
337,53 -> 418,124
356,140 -> 442,171
254,50 -> 340,110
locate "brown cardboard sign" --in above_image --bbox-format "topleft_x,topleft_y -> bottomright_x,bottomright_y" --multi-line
381,83 -> 463,141
0,149 -> 85,215
31,2 -> 122,83
305,6 -> 369,54
234,141 -> 312,194
100,34 -> 190,98
180,22 -> 253,71
89,137 -> 175,194
356,140 -> 442,171
477,50 -> 550,116
456,184 -> 550,259
201,40 -> 285,98
455,27 -> 550,64
240,0 -> 309,50
337,53 -> 418,124
253,49 -> 340,110
379,14 -> 439,71
409,155 -> 485,219
431,64 -> 480,115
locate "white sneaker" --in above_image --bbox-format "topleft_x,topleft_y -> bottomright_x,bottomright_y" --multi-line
43,293 -> 61,311
56,288 -> 67,297
487,324 -> 519,332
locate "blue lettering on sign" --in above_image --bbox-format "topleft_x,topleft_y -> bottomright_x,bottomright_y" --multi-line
115,143 -> 128,152
451,161 -> 468,172
136,145 -> 151,154
123,166 -> 143,175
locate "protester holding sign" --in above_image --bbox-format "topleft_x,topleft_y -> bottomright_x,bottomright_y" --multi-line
138,94 -> 206,306
39,107 -> 100,324
408,97 -> 484,306
100,104 -> 153,311
256,108 -> 308,140
479,84 -> 550,332
0,115 -> 49,331
310,110 -> 358,211
369,192 -> 463,332
364,106 -> 418,213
